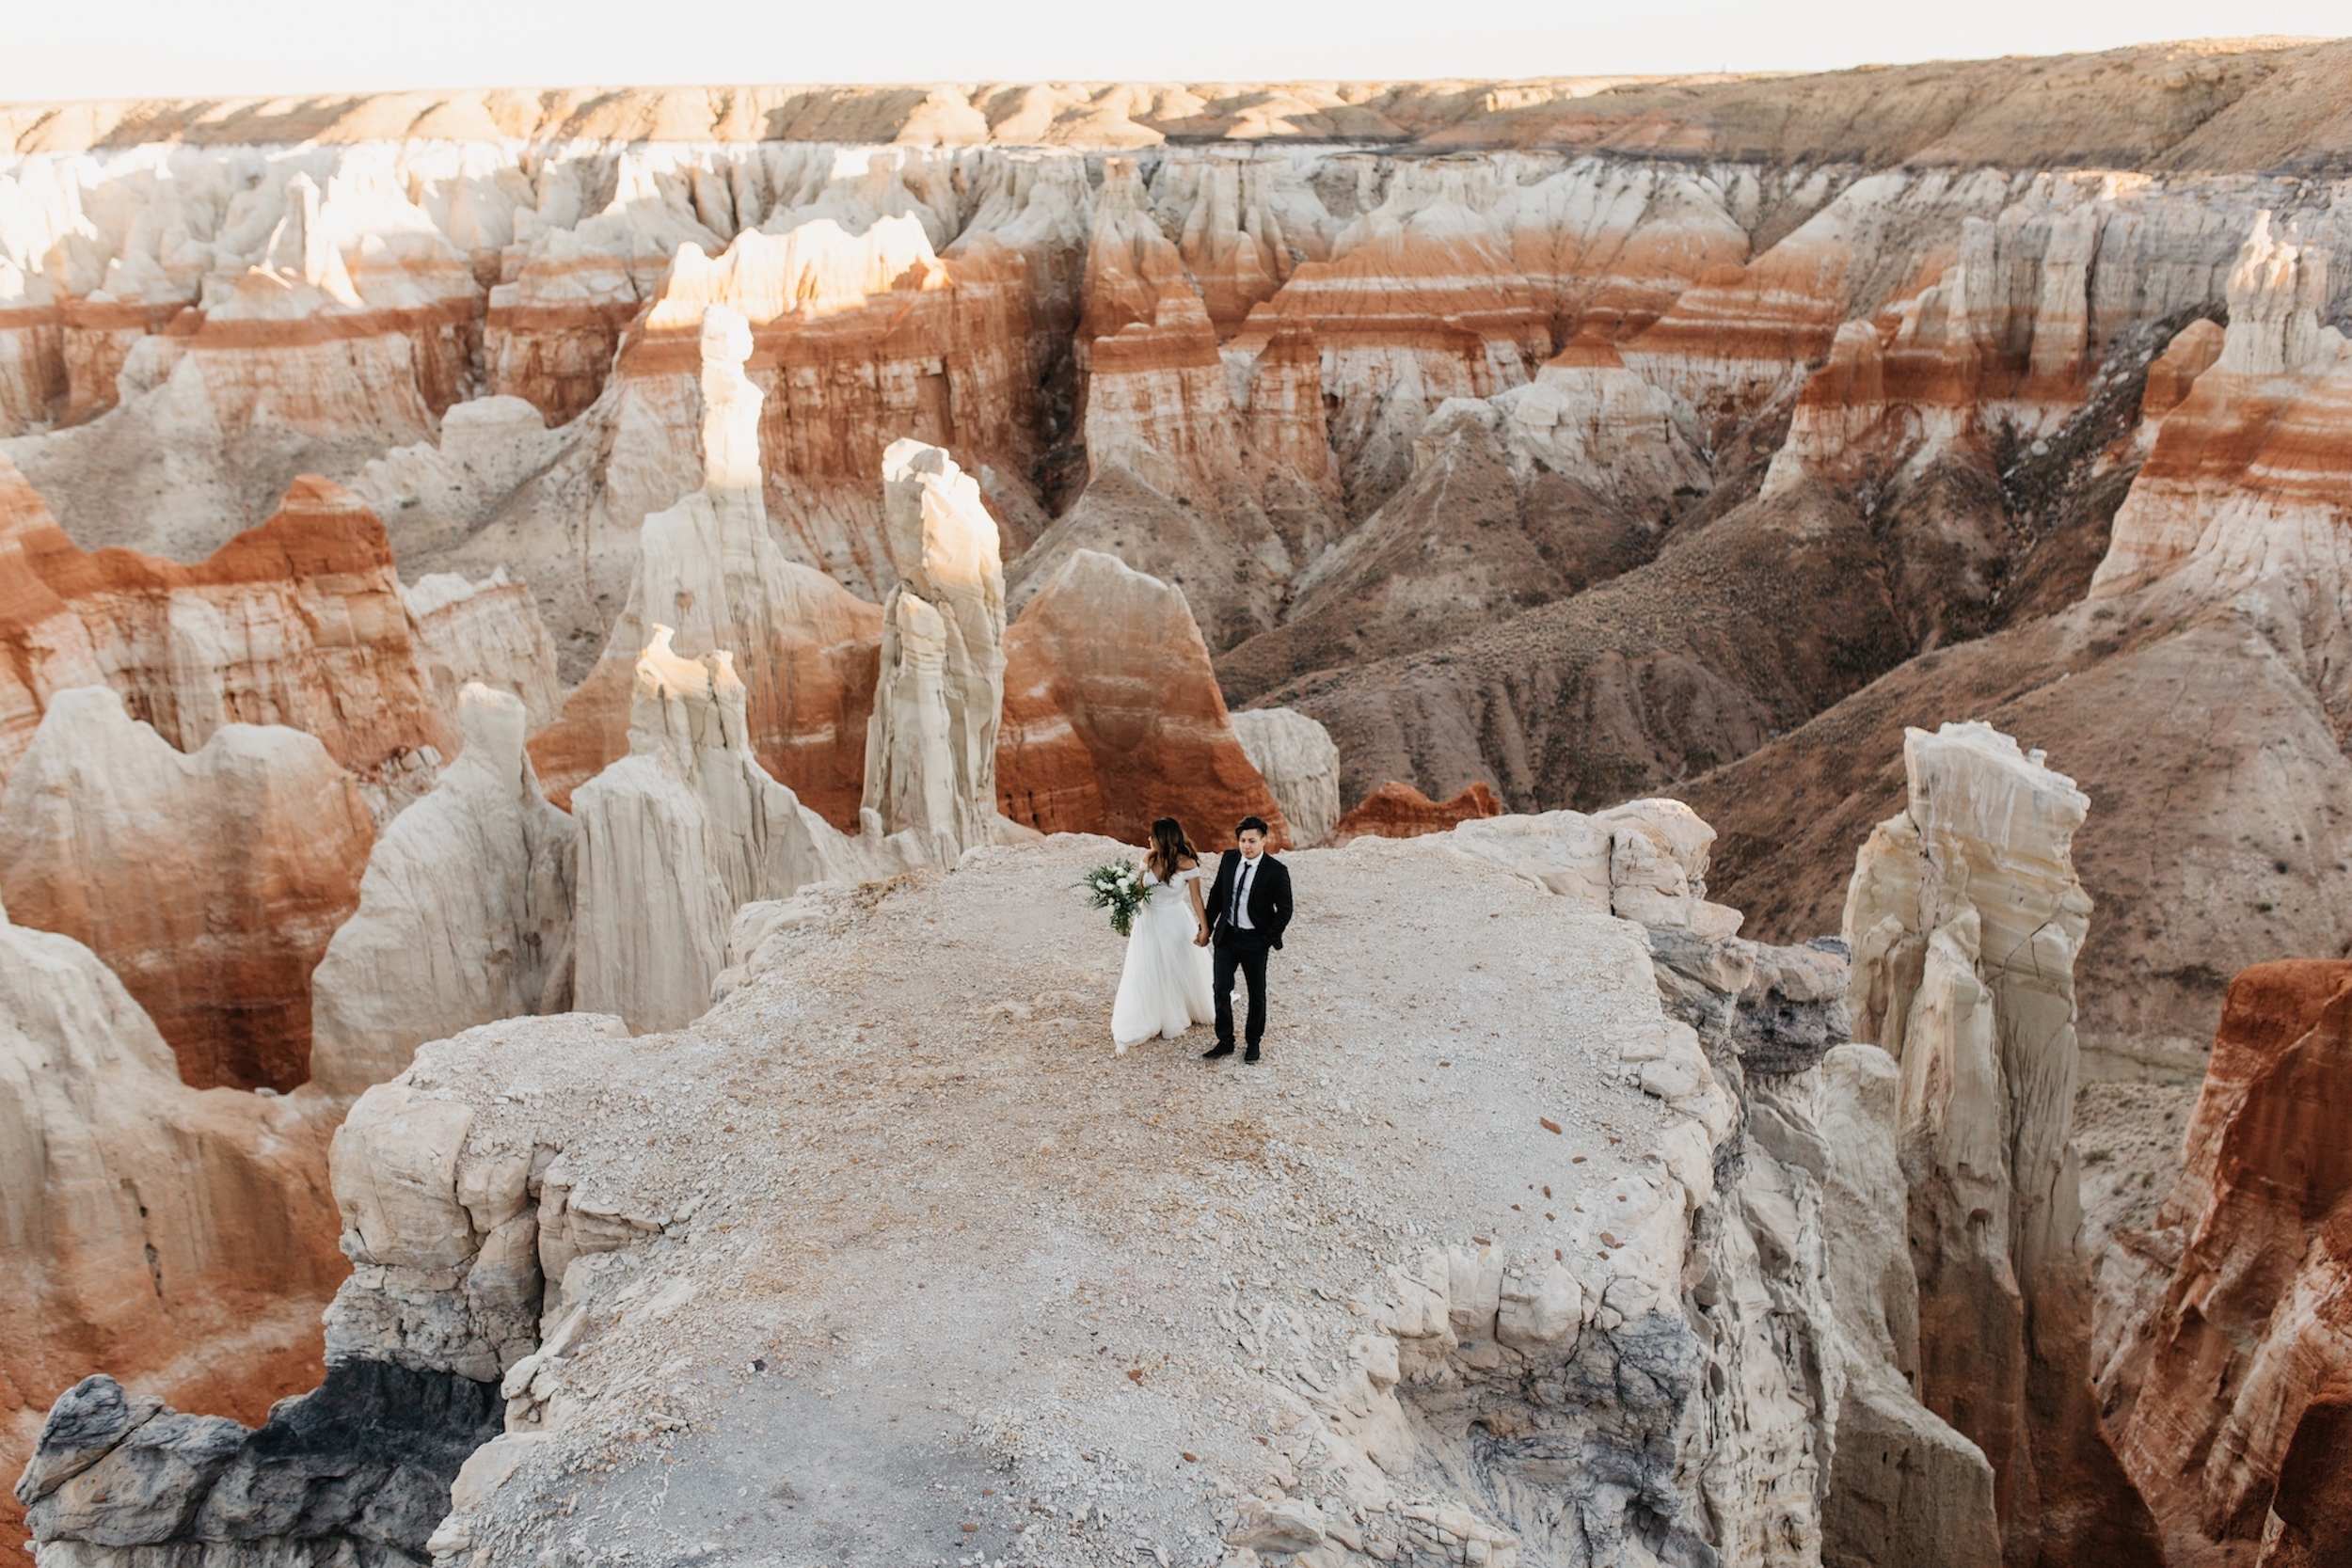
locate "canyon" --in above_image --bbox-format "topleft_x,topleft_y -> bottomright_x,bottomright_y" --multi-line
6,33 -> 2352,1566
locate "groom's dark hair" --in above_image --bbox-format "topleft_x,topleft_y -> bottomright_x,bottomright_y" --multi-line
1236,816 -> 1269,837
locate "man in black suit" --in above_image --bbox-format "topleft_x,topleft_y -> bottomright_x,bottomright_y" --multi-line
1199,816 -> 1293,1064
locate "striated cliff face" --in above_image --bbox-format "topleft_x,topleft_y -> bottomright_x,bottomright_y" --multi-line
0,689 -> 376,1092
0,895 -> 345,1549
0,459 -> 453,798
1843,722 -> 2159,1566
2097,961 -> 2352,1567
997,549 -> 1288,847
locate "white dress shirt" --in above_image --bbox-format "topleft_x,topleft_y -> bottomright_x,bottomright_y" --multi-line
1231,854 -> 1259,929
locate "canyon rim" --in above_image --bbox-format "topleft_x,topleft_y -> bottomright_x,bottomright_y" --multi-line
6,34 -> 2352,1568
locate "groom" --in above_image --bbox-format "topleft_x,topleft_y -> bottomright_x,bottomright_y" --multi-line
1200,816 -> 1293,1064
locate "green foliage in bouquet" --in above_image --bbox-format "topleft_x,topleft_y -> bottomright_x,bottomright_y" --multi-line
1079,861 -> 1152,938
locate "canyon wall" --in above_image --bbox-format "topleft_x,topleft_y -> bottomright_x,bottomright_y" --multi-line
2098,960 -> 2352,1566
0,895 -> 344,1548
0,688 -> 375,1092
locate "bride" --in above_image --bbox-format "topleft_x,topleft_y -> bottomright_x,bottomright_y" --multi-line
1110,817 -> 1216,1053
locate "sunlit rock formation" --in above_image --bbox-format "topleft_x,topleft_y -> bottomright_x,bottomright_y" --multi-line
996,548 -> 1286,847
402,568 -> 564,732
2,151 -> 480,562
863,438 -> 1007,854
0,460 -> 453,799
568,627 -> 928,1034
0,688 -> 374,1091
1230,706 -> 1342,847
527,305 -> 887,822
2098,960 -> 2352,1565
1843,721 -> 2161,1565
602,181 -> 1050,599
308,686 -> 576,1095
0,896 -> 344,1544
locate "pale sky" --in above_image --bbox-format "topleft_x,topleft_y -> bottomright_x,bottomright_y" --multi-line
2,0 -> 2344,103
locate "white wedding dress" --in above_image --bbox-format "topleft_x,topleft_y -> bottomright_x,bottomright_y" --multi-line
1110,865 -> 1216,1051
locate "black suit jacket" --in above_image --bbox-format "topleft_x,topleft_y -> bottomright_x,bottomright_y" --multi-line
1206,850 -> 1293,951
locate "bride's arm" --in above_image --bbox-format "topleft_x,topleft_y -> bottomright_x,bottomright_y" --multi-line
1184,861 -> 1210,944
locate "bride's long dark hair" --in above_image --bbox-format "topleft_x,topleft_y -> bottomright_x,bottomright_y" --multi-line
1146,817 -> 1198,883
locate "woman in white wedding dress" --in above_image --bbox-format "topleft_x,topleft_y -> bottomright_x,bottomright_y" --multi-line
1111,817 -> 1216,1053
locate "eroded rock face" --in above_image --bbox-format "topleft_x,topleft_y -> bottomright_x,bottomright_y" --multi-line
997,549 -> 1286,847
2099,961 -> 2352,1566
568,628 -> 930,1034
0,687 -> 375,1091
309,686 -> 577,1095
1843,721 -> 2161,1566
1230,707 -> 1342,847
863,438 -> 1007,856
1817,1041 -> 2002,1568
525,306 -> 886,826
0,898 -> 344,1544
403,568 -> 563,733
2090,214 -> 2352,735
0,459 -> 453,799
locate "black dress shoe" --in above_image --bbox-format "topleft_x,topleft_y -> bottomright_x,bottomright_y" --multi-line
1243,1045 -> 1263,1064
1201,1042 -> 1235,1059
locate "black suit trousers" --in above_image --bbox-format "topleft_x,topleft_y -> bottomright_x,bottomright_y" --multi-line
1214,933 -> 1271,1048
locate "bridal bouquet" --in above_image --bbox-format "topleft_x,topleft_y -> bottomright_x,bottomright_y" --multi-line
1079,860 -> 1152,938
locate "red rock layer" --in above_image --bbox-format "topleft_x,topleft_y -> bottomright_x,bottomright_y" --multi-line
484,236 -> 660,423
2140,317 -> 2225,423
1084,289 -> 1249,497
56,298 -> 184,423
527,584 -> 882,827
2260,1399 -> 2352,1567
0,461 -> 453,789
610,230 -> 1042,597
1329,780 -> 1504,844
2090,218 -> 2352,736
0,688 -> 377,1090
995,549 -> 1286,849
0,918 -> 346,1551
1620,256 -> 1848,418
1231,224 -> 1550,401
2106,961 -> 2352,1566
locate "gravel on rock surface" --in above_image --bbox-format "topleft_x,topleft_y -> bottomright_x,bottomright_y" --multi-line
423,832 -> 1678,1566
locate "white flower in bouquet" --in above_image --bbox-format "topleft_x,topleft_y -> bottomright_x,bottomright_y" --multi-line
1077,859 -> 1151,938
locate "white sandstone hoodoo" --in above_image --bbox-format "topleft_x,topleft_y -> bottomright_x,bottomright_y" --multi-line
1844,721 -> 2160,1563
864,437 -> 1009,856
309,684 -> 578,1093
567,627 -> 927,1034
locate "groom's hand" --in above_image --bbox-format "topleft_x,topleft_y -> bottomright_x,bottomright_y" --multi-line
1195,927 -> 1211,947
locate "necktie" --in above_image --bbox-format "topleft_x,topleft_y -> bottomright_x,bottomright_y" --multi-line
1232,859 -> 1250,924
